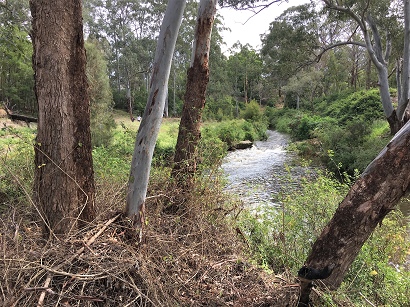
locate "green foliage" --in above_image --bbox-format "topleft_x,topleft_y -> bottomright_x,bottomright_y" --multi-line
241,99 -> 262,122
267,89 -> 392,176
288,114 -> 336,141
0,127 -> 35,209
316,89 -> 385,125
202,119 -> 268,149
154,121 -> 179,162
311,119 -> 391,175
0,25 -> 35,113
85,39 -> 117,147
203,96 -> 234,121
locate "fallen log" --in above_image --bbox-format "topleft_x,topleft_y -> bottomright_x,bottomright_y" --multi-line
3,104 -> 37,126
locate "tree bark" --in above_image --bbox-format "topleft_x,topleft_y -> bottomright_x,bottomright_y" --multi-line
172,0 -> 217,182
398,0 -> 410,120
30,0 -> 95,236
299,121 -> 410,305
126,0 -> 186,229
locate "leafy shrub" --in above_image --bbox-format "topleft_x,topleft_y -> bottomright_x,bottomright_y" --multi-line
264,107 -> 295,132
241,99 -> 262,122
0,128 -> 35,208
287,114 -> 336,141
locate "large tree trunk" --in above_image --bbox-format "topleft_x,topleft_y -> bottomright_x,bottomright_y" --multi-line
173,0 -> 217,182
298,121 -> 410,306
126,1 -> 186,229
30,0 -> 95,236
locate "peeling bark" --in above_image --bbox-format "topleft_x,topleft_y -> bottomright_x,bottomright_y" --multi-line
299,121 -> 410,305
173,0 -> 217,182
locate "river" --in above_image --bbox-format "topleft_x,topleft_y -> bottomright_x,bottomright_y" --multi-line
221,130 -> 410,219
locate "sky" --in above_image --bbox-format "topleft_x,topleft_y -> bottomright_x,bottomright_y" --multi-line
218,0 -> 311,54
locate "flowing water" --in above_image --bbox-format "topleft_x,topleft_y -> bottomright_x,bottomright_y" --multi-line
221,130 -> 410,219
221,130 -> 305,210
221,130 -> 410,270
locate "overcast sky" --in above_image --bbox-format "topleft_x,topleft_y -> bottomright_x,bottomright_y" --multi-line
218,0 -> 311,54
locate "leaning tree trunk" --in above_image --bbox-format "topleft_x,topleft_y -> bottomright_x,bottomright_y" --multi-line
298,121 -> 410,306
126,1 -> 186,229
173,0 -> 217,182
30,0 -> 95,236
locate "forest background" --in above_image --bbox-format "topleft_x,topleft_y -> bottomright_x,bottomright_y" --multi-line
1,0 -> 410,306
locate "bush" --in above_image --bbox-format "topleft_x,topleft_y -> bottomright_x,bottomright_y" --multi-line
241,99 -> 263,122
0,127 -> 35,210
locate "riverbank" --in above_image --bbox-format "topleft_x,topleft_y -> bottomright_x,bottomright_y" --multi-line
0,114 -> 302,306
222,129 -> 410,306
2,112 -> 409,306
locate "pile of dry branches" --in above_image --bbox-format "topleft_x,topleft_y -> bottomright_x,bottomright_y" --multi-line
0,173 -> 301,307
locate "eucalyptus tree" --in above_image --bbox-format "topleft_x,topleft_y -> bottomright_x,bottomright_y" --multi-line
83,0 -> 159,111
30,0 -> 95,236
310,0 -> 407,134
206,15 -> 231,102
172,0 -> 217,182
282,70 -> 324,110
126,1 -> 186,230
260,3 -> 319,97
227,43 -> 263,107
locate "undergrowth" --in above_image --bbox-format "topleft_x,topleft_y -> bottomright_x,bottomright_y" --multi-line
2,114 -> 410,306
0,118 -> 298,307
237,164 -> 410,306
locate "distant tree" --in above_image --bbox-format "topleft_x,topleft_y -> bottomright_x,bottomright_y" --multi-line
282,70 -> 324,111
0,0 -> 35,112
30,0 -> 96,236
261,3 -> 319,93
85,39 -> 116,147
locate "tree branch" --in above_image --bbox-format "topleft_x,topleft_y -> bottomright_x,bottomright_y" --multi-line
299,41 -> 366,70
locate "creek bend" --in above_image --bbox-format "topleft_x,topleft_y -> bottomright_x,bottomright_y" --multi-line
221,130 -> 410,220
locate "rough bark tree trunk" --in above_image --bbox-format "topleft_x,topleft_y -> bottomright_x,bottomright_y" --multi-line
126,1 -> 186,229
172,0 -> 217,182
298,121 -> 410,306
30,0 -> 95,236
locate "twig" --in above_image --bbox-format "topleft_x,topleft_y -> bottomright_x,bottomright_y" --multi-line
40,265 -> 107,279
37,214 -> 120,306
359,292 -> 377,307
235,227 -> 250,248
